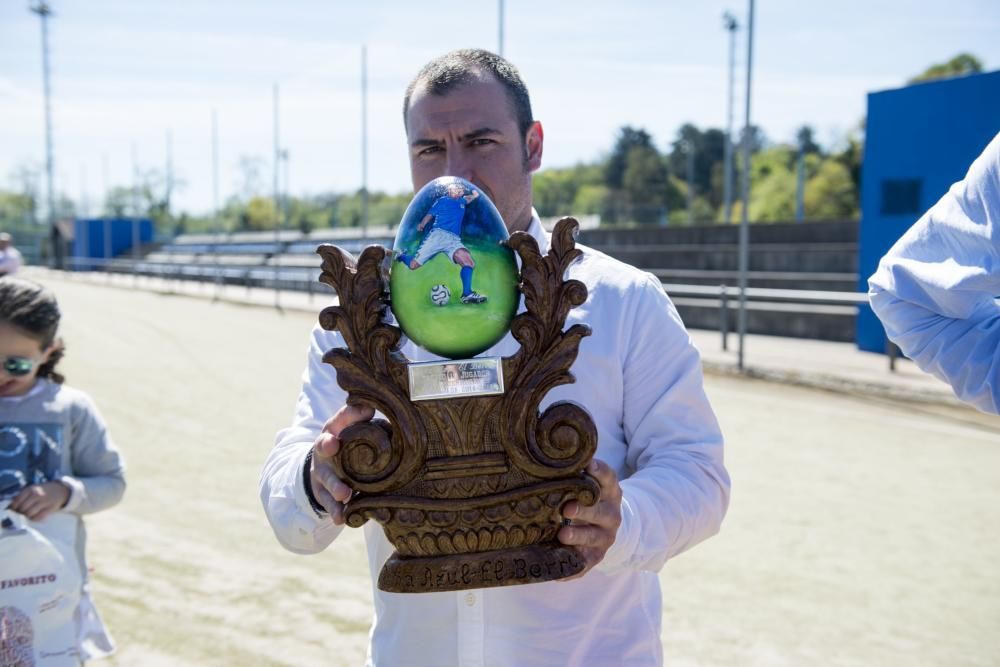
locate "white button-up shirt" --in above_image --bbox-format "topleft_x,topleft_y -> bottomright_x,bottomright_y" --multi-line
869,131 -> 1000,415
260,214 -> 730,666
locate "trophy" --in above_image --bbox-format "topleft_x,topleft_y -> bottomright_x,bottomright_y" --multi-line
316,176 -> 599,593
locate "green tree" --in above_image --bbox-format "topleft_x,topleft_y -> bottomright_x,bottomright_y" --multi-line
622,146 -> 669,224
909,53 -> 983,83
667,124 -> 727,208
605,126 -> 656,189
796,126 -> 821,155
240,196 -> 279,230
804,159 -> 858,219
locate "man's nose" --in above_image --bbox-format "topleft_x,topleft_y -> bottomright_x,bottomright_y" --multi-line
444,150 -> 475,183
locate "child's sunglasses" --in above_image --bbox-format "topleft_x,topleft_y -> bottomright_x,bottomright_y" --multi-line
2,356 -> 38,377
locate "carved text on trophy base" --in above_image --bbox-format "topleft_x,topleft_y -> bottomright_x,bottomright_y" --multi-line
379,543 -> 585,593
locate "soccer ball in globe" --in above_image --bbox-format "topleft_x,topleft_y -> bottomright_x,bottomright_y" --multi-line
429,284 -> 451,306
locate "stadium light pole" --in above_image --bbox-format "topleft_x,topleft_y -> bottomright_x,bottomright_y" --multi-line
101,152 -> 111,276
796,132 -> 805,222
31,1 -> 62,269
737,0 -> 755,371
273,82 -> 281,308
361,45 -> 369,238
212,109 -> 222,296
165,129 -> 174,223
722,11 -> 738,225
131,142 -> 140,284
683,139 -> 695,224
498,0 -> 505,56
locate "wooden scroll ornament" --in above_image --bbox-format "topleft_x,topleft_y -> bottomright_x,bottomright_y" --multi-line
315,217 -> 600,593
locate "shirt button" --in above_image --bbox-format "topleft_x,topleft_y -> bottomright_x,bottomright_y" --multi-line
464,592 -> 476,606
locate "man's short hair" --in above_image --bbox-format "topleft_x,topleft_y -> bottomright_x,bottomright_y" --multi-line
403,49 -> 534,139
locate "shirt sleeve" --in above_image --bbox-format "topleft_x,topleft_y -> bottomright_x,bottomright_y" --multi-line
64,392 -> 126,515
598,274 -> 731,573
259,323 -> 346,554
868,132 -> 1000,415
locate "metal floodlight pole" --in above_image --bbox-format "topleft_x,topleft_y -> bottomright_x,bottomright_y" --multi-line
31,1 -> 61,269
101,152 -> 111,276
737,0 -> 755,371
361,45 -> 369,238
685,140 -> 695,225
722,11 -> 738,225
165,128 -> 174,221
796,136 -> 805,222
79,164 -> 88,218
131,143 -> 140,283
273,83 -> 281,307
212,109 -> 222,295
498,0 -> 505,56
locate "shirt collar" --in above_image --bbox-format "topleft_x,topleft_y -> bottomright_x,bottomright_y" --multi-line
523,208 -> 551,256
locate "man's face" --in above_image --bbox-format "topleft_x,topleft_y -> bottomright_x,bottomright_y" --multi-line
406,74 -> 543,233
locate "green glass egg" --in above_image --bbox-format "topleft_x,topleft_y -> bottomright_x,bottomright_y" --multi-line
389,177 -> 520,359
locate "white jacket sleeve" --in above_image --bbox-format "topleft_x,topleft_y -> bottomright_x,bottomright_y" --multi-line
259,323 -> 347,554
599,274 -> 731,573
868,132 -> 1000,415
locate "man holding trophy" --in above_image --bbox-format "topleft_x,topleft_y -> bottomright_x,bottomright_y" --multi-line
260,49 -> 730,666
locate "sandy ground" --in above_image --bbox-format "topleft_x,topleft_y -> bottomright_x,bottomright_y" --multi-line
25,274 -> 1000,666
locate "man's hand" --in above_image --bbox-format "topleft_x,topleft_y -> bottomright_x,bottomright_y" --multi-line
9,481 -> 70,522
310,404 -> 375,524
558,459 -> 622,578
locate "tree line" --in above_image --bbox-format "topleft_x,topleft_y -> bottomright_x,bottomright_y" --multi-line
0,53 -> 983,240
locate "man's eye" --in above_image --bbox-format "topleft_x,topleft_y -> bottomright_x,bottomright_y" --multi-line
418,146 -> 443,156
471,138 -> 495,147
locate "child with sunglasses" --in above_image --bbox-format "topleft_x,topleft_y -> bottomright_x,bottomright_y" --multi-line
0,277 -> 126,662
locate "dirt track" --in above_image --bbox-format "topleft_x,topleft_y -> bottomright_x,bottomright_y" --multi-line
32,273 -> 1000,666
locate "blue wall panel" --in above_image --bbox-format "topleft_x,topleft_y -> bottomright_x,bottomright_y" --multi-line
72,218 -> 154,261
856,70 -> 1000,352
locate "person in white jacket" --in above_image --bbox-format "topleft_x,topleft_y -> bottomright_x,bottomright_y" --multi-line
260,48 -> 730,667
868,132 -> 1000,415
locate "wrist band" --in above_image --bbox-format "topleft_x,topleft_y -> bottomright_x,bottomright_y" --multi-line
302,449 -> 328,517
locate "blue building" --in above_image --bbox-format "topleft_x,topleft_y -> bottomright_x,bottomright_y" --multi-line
856,69 -> 1000,353
72,217 -> 154,268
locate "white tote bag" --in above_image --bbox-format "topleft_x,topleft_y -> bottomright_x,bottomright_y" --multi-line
0,510 -> 83,667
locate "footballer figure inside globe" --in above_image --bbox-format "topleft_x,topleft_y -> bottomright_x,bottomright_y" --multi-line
396,183 -> 488,304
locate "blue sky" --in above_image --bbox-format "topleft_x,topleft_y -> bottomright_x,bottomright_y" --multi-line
2,0 -> 998,216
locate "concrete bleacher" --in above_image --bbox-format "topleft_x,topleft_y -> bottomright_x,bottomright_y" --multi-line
577,219 -> 860,341
117,218 -> 860,341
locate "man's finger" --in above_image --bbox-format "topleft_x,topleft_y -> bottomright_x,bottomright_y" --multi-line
567,498 -> 618,529
586,459 -> 619,496
558,524 -> 611,550
313,488 -> 344,523
315,404 -> 375,457
329,404 -> 375,434
312,458 -> 351,499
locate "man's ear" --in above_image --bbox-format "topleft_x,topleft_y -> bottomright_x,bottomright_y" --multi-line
525,121 -> 544,173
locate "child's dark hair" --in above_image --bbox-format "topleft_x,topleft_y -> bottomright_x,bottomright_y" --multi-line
0,277 -> 65,384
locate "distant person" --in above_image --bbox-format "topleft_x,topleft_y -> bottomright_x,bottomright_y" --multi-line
396,183 -> 488,304
0,277 -> 127,661
868,131 -> 1000,415
0,232 -> 23,277
261,48 -> 729,666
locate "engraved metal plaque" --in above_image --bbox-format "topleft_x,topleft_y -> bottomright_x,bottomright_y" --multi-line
408,357 -> 504,401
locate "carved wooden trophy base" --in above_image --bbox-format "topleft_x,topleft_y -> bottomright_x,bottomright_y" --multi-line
318,218 -> 599,593
380,543 -> 586,593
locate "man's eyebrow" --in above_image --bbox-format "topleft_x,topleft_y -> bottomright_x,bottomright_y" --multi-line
460,127 -> 502,141
410,127 -> 502,148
